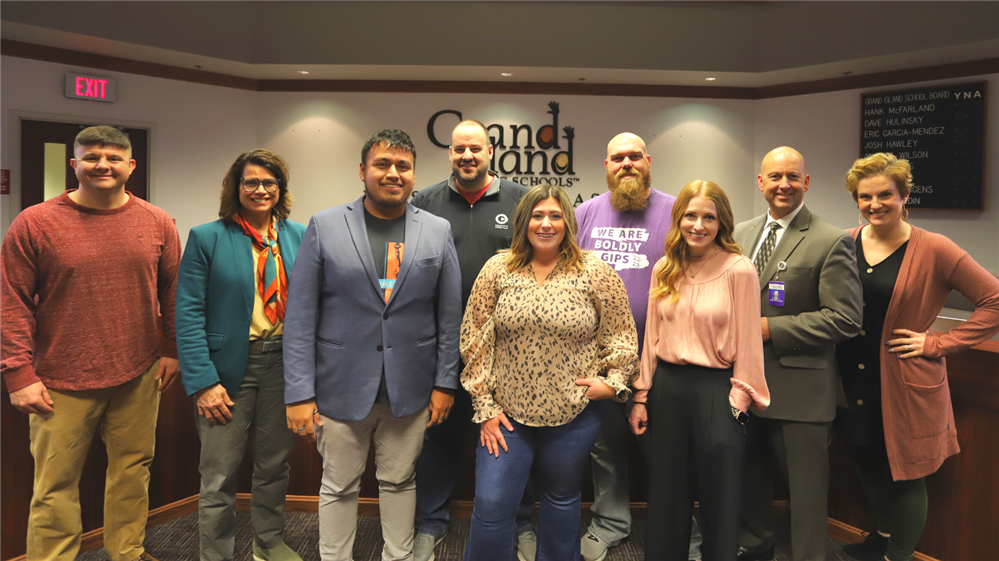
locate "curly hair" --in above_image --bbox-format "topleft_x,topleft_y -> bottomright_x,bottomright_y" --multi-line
845,152 -> 913,201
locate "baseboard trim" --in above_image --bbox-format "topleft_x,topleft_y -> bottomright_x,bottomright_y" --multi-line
4,495 -> 200,560
13,496 -> 935,561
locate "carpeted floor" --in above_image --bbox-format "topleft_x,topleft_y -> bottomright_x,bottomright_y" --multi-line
77,512 -> 855,560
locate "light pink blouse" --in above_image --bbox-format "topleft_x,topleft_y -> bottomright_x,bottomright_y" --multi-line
633,252 -> 770,412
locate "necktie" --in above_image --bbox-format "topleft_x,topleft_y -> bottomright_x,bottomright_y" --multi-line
754,222 -> 782,278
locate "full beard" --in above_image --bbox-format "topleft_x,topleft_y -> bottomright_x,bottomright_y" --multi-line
608,169 -> 652,212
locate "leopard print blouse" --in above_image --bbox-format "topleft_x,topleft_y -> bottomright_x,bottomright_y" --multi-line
460,253 -> 639,427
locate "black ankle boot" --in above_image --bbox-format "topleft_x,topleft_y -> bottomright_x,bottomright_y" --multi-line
842,531 -> 889,561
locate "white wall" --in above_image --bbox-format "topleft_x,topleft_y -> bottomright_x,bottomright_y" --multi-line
255,92 -> 757,225
1,56 -> 257,240
3,55 -> 996,272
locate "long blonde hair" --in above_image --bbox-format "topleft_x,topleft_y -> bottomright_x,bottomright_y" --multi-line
504,184 -> 583,272
651,180 -> 742,302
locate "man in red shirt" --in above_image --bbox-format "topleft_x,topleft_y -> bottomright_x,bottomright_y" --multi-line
1,125 -> 180,561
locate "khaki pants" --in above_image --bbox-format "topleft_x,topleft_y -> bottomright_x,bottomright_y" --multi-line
28,360 -> 161,561
317,405 -> 429,561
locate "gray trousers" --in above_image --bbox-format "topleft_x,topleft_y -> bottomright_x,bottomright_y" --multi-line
196,343 -> 295,561
587,400 -> 703,559
739,417 -> 831,561
317,404 -> 429,561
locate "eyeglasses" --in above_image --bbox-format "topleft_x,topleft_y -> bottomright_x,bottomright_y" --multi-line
241,178 -> 280,193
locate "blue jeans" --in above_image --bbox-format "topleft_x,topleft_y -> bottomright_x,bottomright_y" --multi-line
464,401 -> 604,561
416,387 -> 534,538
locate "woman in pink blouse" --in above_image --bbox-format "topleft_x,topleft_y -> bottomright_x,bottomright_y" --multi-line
461,185 -> 639,561
630,180 -> 769,561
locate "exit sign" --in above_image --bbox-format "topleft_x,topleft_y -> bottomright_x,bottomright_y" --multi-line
65,73 -> 116,103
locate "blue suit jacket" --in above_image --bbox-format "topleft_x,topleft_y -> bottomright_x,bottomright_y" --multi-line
282,197 -> 462,421
176,218 -> 306,397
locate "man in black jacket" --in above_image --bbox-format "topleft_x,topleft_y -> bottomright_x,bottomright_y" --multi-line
411,120 -> 532,561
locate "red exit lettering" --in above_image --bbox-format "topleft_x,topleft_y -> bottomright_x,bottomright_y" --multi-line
75,77 -> 109,99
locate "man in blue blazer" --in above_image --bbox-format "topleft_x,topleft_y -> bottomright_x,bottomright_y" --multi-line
283,130 -> 462,561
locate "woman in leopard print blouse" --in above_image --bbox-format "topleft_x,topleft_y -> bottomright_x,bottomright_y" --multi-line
460,185 -> 639,561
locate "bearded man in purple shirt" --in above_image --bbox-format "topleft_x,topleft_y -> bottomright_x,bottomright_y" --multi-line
576,133 -> 704,561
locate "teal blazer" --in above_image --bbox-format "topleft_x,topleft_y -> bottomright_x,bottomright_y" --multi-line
176,218 -> 306,397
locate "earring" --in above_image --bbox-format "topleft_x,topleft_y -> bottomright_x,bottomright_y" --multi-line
902,206 -> 909,221
858,212 -> 868,226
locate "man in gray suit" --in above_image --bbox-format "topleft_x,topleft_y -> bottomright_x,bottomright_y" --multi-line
734,146 -> 862,561
283,129 -> 462,561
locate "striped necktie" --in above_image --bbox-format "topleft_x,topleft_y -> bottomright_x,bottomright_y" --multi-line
753,222 -> 782,278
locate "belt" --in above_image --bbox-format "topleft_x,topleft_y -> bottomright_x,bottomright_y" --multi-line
249,337 -> 283,353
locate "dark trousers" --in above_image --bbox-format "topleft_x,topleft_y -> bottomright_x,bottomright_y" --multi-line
847,443 -> 927,561
646,362 -> 746,561
739,417 -> 831,561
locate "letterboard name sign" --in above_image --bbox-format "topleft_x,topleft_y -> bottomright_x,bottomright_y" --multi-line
861,82 -> 986,210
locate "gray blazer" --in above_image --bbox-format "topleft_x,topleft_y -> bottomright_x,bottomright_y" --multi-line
733,205 -> 862,422
283,197 -> 462,421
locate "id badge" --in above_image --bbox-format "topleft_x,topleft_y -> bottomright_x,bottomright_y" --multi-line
768,281 -> 785,307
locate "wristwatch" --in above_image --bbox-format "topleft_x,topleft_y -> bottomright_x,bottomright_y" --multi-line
731,406 -> 749,425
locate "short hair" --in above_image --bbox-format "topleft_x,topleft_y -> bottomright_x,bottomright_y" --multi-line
845,153 -> 913,201
218,149 -> 294,221
651,180 -> 742,303
361,129 -> 416,166
453,119 -> 490,141
74,125 -> 132,156
505,184 -> 583,272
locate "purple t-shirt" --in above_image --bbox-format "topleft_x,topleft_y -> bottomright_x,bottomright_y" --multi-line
575,188 -> 676,355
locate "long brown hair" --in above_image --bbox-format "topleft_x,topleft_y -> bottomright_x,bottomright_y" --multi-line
651,180 -> 742,302
219,149 -> 293,221
504,184 -> 583,272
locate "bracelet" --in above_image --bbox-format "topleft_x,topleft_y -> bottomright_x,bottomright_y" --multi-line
632,402 -> 647,406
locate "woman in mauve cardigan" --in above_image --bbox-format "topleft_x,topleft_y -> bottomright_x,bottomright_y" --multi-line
836,153 -> 999,561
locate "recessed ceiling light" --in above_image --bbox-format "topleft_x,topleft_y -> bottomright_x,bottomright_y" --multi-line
705,77 -> 717,81
298,70 -> 309,75
501,72 -> 512,77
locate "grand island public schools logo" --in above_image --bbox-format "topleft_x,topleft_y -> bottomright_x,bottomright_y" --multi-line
589,227 -> 650,271
494,214 -> 510,230
427,102 -> 577,189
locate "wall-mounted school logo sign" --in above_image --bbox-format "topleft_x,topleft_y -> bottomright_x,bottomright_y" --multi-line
427,101 -> 578,189
494,213 -> 510,229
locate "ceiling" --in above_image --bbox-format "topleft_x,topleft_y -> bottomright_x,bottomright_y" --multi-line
3,1 -> 999,88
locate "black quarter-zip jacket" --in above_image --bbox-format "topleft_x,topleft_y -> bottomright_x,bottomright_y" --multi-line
411,172 -> 528,310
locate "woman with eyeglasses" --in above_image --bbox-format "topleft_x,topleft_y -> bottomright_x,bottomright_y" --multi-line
176,150 -> 306,561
